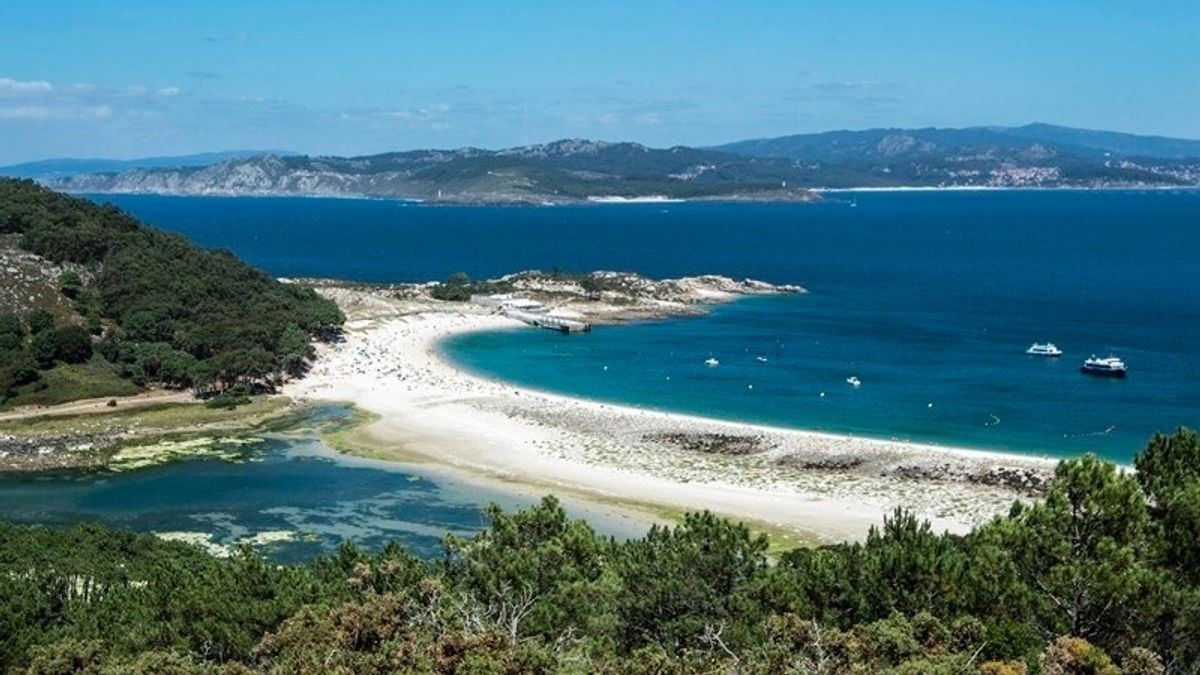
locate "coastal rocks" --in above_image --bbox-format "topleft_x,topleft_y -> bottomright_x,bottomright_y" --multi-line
0,432 -> 117,471
886,463 -> 955,482
642,432 -> 770,456
770,447 -> 1052,497
652,275 -> 806,302
966,466 -> 1051,494
776,453 -> 866,471
881,462 -> 1050,496
502,270 -> 805,306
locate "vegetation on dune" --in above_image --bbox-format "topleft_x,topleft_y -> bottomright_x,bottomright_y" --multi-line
428,272 -> 515,302
0,179 -> 343,408
0,429 -> 1198,673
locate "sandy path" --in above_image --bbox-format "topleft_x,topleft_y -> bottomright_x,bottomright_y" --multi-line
0,389 -> 194,422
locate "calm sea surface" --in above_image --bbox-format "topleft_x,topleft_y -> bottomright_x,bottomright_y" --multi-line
100,191 -> 1200,462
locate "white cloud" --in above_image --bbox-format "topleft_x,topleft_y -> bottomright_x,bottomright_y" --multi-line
0,77 -> 53,94
372,102 -> 452,121
0,104 -> 112,120
364,102 -> 456,131
0,76 -> 182,122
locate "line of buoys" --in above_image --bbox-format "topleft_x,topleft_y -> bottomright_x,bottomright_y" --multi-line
1063,425 -> 1116,438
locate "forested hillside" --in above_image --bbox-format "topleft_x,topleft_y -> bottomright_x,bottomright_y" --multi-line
1,430 -> 1198,674
0,179 -> 343,408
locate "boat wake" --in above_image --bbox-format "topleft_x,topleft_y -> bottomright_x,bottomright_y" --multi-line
985,415 -> 1001,427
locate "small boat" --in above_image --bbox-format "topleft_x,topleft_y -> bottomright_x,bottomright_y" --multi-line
1080,355 -> 1127,378
1026,342 -> 1063,357
756,356 -> 768,363
846,376 -> 861,387
704,357 -> 720,367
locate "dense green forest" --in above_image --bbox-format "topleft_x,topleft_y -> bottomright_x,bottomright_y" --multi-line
1,429 -> 1198,674
0,179 -> 343,407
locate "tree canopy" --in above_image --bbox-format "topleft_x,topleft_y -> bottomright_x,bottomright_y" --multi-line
2,431 -> 1200,673
0,179 -> 343,405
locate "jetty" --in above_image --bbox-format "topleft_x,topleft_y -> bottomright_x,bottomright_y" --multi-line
504,310 -> 591,333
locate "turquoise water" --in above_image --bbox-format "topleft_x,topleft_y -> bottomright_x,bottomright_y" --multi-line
102,190 -> 1200,461
0,408 -> 644,562
444,295 -> 1196,461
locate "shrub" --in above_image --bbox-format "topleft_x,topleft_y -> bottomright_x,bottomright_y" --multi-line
30,329 -> 57,368
204,383 -> 253,409
52,325 -> 93,364
979,661 -> 1028,675
25,308 -> 54,336
58,271 -> 83,299
1039,636 -> 1119,675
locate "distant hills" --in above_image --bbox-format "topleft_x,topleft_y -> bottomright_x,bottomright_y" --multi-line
34,140 -> 820,204
991,123 -> 1200,160
714,123 -> 1200,162
0,151 -> 293,180
18,124 -> 1200,202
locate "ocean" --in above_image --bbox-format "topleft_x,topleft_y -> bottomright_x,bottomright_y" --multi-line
104,190 -> 1200,462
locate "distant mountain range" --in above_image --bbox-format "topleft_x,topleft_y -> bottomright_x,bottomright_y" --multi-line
713,123 -> 1200,161
12,124 -> 1200,202
30,141 -> 821,204
0,150 -> 294,179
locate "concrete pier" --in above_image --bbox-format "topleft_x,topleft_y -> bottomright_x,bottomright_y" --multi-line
503,310 -> 591,333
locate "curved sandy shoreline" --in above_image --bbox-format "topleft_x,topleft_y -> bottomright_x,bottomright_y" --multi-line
285,291 -> 1058,544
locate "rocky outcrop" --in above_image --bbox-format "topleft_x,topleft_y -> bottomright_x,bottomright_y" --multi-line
0,235 -> 88,320
643,432 -> 771,456
0,432 -> 115,471
501,271 -> 804,305
883,463 -> 1050,495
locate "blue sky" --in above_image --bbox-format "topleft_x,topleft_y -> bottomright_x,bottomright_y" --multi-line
1,1 -> 1197,163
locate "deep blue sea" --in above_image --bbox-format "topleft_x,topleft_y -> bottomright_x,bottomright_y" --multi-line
104,190 -> 1200,462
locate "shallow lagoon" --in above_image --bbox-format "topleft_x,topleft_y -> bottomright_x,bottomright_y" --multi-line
0,406 -> 646,562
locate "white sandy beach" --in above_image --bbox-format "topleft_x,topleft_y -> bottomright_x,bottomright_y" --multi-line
286,289 -> 1057,544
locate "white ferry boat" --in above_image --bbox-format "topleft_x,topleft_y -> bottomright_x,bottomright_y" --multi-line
1080,355 -> 1127,378
1026,342 -> 1063,357
846,376 -> 861,387
704,357 -> 719,367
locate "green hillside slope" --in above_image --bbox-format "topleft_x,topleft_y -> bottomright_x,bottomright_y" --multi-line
0,179 -> 343,409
